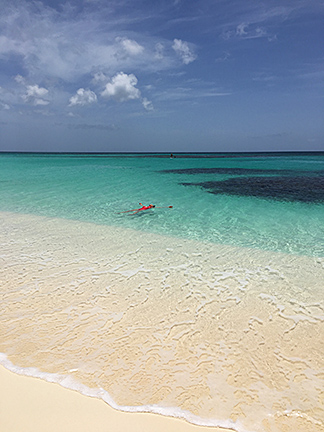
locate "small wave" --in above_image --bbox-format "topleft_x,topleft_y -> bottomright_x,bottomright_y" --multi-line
0,353 -> 244,432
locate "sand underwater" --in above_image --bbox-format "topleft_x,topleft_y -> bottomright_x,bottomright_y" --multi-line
1,210 -> 324,432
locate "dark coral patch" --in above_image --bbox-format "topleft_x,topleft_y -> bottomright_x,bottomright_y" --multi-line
182,176 -> 324,203
161,167 -> 324,176
162,168 -> 273,175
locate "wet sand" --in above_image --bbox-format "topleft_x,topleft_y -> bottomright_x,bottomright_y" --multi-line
0,364 -> 229,432
1,211 -> 323,432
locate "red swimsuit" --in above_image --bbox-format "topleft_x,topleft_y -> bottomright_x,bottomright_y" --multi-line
138,205 -> 152,211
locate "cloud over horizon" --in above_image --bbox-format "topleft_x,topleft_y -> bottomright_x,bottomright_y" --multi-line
101,72 -> 141,102
22,84 -> 49,106
69,88 -> 97,107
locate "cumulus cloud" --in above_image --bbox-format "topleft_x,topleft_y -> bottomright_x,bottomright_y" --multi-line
172,39 -> 196,65
101,72 -> 141,102
69,88 -> 97,106
25,85 -> 48,98
22,84 -> 49,105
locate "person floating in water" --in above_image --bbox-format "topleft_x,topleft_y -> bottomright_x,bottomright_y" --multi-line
118,203 -> 155,214
118,203 -> 172,214
135,203 -> 156,213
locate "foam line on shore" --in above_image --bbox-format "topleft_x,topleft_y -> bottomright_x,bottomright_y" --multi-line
0,353 -> 242,431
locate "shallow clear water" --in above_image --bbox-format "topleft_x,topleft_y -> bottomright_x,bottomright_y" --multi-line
1,152 -> 324,432
0,152 -> 323,256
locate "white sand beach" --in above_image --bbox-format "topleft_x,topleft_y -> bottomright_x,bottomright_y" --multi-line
1,211 -> 323,432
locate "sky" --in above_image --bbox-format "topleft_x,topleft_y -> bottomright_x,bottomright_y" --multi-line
0,0 -> 323,152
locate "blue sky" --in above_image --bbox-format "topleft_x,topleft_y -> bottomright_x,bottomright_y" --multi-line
0,0 -> 323,152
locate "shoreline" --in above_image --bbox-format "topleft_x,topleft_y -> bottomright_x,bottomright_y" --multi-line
1,211 -> 323,432
0,364 -> 230,432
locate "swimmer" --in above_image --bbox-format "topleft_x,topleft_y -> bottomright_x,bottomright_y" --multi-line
118,203 -> 155,214
118,203 -> 172,214
134,203 -> 156,214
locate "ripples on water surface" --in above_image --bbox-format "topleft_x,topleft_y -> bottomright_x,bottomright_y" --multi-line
0,152 -> 324,256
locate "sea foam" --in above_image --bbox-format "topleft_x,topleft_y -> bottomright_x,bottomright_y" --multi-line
1,211 -> 323,432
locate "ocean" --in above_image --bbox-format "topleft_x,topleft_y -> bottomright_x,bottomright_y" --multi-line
1,152 -> 324,255
1,152 -> 324,431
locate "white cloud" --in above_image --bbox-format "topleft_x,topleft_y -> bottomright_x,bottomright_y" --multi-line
23,84 -> 49,105
172,39 -> 196,65
25,85 -> 48,98
0,1 -> 181,90
142,97 -> 154,111
117,37 -> 144,56
101,72 -> 141,102
69,88 -> 97,106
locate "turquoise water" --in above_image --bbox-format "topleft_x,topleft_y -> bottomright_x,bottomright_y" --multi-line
1,152 -> 324,432
0,152 -> 323,256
